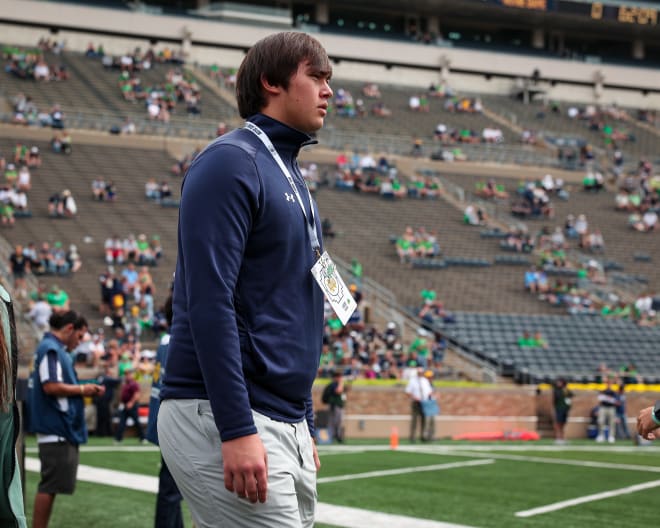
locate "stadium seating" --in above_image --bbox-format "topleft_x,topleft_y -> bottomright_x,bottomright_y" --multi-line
0,136 -> 179,335
431,311 -> 660,382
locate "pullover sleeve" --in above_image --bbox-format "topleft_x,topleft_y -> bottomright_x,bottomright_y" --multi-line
179,144 -> 261,441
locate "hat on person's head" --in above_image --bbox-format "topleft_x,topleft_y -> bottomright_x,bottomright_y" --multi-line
424,370 -> 434,378
349,284 -> 357,293
62,189 -> 71,197
417,327 -> 428,336
387,321 -> 396,330
54,241 -> 62,248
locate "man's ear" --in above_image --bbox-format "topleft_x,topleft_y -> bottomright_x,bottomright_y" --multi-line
260,74 -> 282,97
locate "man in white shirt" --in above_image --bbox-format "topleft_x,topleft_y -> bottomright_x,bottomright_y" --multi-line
405,368 -> 433,443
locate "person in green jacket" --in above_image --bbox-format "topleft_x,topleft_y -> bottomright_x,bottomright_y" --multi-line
0,285 -> 27,527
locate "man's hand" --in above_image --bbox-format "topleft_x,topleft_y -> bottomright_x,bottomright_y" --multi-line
222,433 -> 268,504
637,406 -> 659,440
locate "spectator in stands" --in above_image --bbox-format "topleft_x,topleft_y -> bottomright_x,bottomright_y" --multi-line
463,204 -> 485,226
46,284 -> 69,312
105,235 -> 124,265
28,295 -> 52,334
9,245 -> 30,299
66,245 -> 81,273
630,210 -> 658,232
114,367 -> 146,444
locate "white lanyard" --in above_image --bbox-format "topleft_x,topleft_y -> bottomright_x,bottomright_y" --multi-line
244,121 -> 321,255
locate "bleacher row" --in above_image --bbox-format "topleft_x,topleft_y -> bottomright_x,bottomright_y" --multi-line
429,311 -> 660,383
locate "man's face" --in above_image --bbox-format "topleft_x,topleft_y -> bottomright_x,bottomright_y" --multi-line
275,60 -> 332,134
66,325 -> 87,351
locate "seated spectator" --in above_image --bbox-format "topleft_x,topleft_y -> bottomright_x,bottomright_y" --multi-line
395,226 -> 416,263
630,210 -> 658,232
50,242 -> 69,274
67,244 -> 82,273
4,164 -> 17,185
322,218 -> 336,239
362,83 -> 381,98
583,171 -> 604,192
105,235 -> 125,265
136,234 -> 156,265
463,204 -> 485,226
145,178 -> 160,200
46,283 -> 70,312
28,295 -> 52,332
371,102 -> 391,117
48,189 -> 76,217
92,178 -> 107,201
477,179 -> 508,200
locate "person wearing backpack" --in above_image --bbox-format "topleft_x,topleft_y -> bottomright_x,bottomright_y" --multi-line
323,371 -> 346,443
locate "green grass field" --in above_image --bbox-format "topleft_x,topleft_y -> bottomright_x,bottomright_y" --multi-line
21,437 -> 660,527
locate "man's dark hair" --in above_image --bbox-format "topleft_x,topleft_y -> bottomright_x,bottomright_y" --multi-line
74,315 -> 88,331
49,310 -> 79,330
236,31 -> 332,118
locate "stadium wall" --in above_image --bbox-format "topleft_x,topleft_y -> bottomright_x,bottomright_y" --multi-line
312,385 -> 654,440
3,0 -> 660,108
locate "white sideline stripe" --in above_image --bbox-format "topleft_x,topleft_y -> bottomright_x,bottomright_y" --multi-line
25,457 -> 481,528
315,503 -> 478,528
515,479 -> 660,517
317,459 -> 494,484
25,457 -> 159,493
441,450 -> 660,474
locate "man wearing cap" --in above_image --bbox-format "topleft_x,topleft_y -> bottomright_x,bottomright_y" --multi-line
114,367 -> 145,444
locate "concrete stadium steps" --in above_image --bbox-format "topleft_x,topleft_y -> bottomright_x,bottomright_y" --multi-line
435,170 -> 660,292
480,94 -> 660,162
323,80 -> 524,151
314,184 -> 559,315
0,137 -> 180,330
1,49 -> 234,136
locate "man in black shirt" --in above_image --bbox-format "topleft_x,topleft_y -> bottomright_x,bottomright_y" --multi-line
9,245 -> 29,299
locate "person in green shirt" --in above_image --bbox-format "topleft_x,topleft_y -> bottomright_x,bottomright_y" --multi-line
350,258 -> 363,287
46,284 -> 69,311
409,328 -> 431,368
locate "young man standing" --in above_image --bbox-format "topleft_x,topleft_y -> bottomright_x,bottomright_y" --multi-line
159,32 -> 333,527
29,311 -> 105,528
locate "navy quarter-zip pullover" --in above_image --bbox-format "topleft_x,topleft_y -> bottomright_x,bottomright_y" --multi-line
161,114 -> 325,442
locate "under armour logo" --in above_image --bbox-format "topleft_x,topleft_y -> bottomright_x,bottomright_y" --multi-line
285,193 -> 295,202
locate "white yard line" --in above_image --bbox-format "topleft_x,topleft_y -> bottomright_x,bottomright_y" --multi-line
439,450 -> 660,474
515,479 -> 660,517
25,457 -> 159,493
25,457 -> 482,528
317,459 -> 494,484
316,503 -> 479,528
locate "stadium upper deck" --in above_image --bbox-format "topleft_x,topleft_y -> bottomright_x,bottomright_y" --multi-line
2,0 -> 660,110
